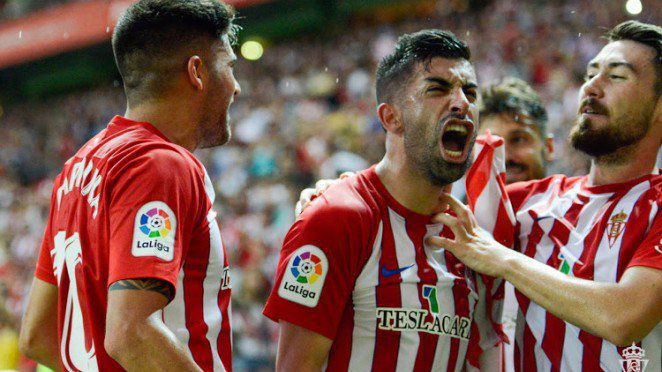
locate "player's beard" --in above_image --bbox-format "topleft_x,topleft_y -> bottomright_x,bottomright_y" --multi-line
198,96 -> 232,149
570,100 -> 652,160
403,114 -> 475,187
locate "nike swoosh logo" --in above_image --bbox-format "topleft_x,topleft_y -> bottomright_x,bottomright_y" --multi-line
381,264 -> 415,278
535,215 -> 554,222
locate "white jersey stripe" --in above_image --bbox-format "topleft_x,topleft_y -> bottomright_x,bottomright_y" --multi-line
388,208 -> 421,372
559,191 -> 611,370
526,182 -> 581,371
424,223 -> 452,372
163,267 -> 191,354
202,217 -> 225,371
347,222 -> 383,371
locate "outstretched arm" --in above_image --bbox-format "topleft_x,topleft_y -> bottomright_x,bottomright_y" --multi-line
428,193 -> 662,347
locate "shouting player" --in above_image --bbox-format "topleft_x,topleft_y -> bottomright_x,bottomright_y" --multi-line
264,30 -> 504,371
19,1 -> 239,370
428,20 -> 662,371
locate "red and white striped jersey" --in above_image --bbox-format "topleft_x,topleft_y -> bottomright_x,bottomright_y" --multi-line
506,171 -> 662,372
264,157 -> 505,371
35,116 -> 232,371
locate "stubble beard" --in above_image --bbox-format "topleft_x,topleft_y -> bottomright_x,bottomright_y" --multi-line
404,118 -> 474,187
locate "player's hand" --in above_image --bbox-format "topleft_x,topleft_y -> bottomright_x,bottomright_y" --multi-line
294,172 -> 354,215
426,193 -> 514,278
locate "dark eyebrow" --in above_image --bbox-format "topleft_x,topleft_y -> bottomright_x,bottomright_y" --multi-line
463,82 -> 478,90
587,61 -> 635,72
425,77 -> 452,88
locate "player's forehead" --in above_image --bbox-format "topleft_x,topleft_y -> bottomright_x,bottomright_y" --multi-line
587,40 -> 655,73
213,35 -> 236,61
414,57 -> 477,86
481,113 -> 543,139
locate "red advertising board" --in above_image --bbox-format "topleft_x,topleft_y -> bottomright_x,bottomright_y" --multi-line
0,0 -> 272,69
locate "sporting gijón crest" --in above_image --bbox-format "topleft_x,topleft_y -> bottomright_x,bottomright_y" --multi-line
607,210 -> 628,248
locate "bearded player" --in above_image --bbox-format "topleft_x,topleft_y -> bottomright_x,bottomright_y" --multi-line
264,30 -> 505,371
19,1 -> 239,370
429,20 -> 662,371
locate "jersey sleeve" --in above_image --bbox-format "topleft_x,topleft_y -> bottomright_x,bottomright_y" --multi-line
627,207 -> 662,271
106,146 -> 203,292
35,183 -> 59,285
263,197 -> 371,340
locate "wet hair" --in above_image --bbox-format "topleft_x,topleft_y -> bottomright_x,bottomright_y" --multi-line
480,77 -> 548,136
112,0 -> 237,104
376,29 -> 471,104
605,20 -> 662,95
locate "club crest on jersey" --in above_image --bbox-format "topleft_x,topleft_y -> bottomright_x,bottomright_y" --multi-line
607,210 -> 628,248
619,342 -> 648,372
132,201 -> 177,261
376,285 -> 471,340
278,245 -> 328,307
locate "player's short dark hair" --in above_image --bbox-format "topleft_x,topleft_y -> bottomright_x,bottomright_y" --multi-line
605,20 -> 662,95
480,77 -> 548,137
375,29 -> 471,104
112,0 -> 237,103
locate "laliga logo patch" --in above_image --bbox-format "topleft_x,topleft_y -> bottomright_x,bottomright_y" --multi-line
132,201 -> 177,261
278,245 -> 328,307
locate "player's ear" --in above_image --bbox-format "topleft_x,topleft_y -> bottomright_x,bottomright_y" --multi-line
186,56 -> 204,92
543,135 -> 555,162
377,103 -> 404,135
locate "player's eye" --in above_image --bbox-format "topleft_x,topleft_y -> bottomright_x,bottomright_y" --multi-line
609,75 -> 624,80
584,74 -> 596,82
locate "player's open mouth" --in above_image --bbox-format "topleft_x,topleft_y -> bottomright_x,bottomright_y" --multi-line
580,105 -> 607,118
440,119 -> 473,163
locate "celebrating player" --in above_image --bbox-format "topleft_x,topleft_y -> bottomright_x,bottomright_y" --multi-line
428,20 -> 662,371
264,29 -> 505,371
19,0 -> 239,370
479,77 -> 553,185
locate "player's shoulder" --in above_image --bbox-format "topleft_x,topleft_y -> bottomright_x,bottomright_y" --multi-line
299,169 -> 378,227
506,174 -> 578,211
108,136 -> 203,178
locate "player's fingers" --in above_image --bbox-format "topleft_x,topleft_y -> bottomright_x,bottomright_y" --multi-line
314,179 -> 336,194
432,212 -> 468,240
299,188 -> 316,204
339,171 -> 355,179
439,193 -> 478,231
426,236 -> 458,253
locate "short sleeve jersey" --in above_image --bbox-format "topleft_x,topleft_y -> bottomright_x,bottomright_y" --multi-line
35,116 -> 233,371
505,172 -> 661,372
264,166 -> 503,371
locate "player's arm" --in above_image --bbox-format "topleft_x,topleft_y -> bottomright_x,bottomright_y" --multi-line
105,278 -> 201,371
428,193 -> 662,347
19,278 -> 59,370
276,322 -> 332,371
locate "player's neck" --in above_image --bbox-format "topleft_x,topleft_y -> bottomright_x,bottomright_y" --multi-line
587,137 -> 659,186
375,157 -> 449,216
124,102 -> 198,152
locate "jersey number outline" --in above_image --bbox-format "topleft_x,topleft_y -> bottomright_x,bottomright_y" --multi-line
53,231 -> 98,371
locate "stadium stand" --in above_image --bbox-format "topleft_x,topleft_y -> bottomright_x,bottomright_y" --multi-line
0,0 -> 658,370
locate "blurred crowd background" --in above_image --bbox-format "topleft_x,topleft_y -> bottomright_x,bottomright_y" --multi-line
0,0 -> 658,370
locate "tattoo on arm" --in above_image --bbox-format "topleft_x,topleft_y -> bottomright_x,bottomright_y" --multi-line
109,278 -> 174,302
